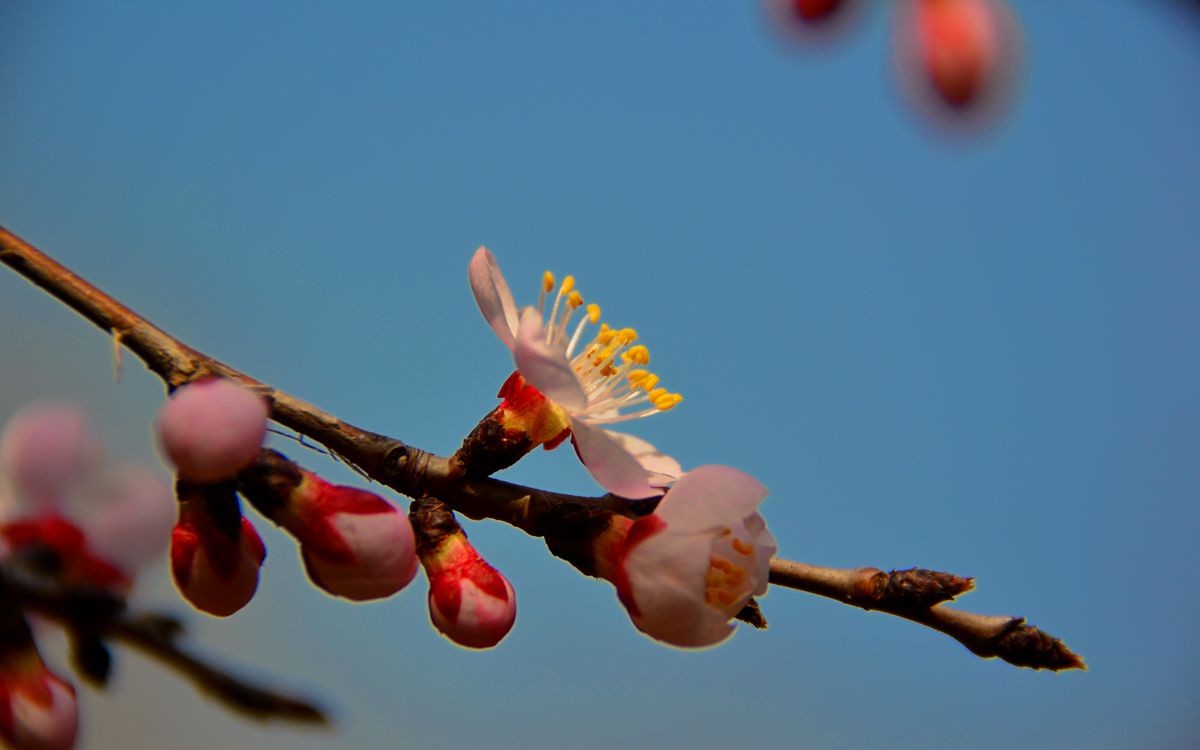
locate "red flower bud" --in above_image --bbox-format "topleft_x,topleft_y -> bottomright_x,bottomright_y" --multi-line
237,450 -> 419,601
170,482 -> 265,617
423,536 -> 516,649
410,498 -> 516,649
0,628 -> 78,750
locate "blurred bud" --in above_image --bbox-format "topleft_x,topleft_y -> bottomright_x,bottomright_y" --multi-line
764,0 -> 862,46
238,450 -> 418,601
0,619 -> 78,750
410,499 -> 516,649
0,404 -> 101,517
894,0 -> 1021,129
170,481 -> 265,617
156,379 -> 269,482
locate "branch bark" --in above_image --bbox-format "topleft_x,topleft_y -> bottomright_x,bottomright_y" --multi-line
0,225 -> 1084,671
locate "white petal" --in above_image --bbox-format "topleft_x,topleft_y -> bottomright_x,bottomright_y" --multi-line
603,431 -> 682,486
624,530 -> 735,648
468,246 -> 519,349
513,308 -> 587,410
569,418 -> 658,500
653,465 -> 768,534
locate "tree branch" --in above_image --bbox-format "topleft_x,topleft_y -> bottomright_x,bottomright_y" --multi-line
0,225 -> 1084,671
0,568 -> 328,724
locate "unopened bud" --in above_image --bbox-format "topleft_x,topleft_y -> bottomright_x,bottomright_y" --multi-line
410,498 -> 516,649
156,379 -> 269,482
170,481 -> 265,617
0,616 -> 78,750
238,450 -> 418,601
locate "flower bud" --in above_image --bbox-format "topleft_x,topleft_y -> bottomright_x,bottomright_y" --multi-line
156,379 -> 269,482
0,619 -> 78,750
238,450 -> 418,601
410,498 -> 516,649
170,481 -> 265,617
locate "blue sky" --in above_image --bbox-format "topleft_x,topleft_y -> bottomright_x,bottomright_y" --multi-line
2,2 -> 1198,748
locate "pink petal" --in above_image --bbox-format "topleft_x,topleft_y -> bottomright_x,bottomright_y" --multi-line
513,308 -> 587,410
0,403 -> 101,515
653,465 -> 768,533
603,431 -> 682,486
76,465 -> 174,573
468,246 -> 519,349
570,418 -> 658,500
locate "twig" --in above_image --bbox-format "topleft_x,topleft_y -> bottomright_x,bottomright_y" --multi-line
0,569 -> 328,723
0,225 -> 1085,671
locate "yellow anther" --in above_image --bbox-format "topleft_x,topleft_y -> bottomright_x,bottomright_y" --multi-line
560,275 -> 575,294
627,369 -> 649,383
731,538 -> 754,556
617,328 -> 638,344
586,303 -> 601,324
638,374 -> 659,391
648,388 -> 668,401
654,393 -> 682,411
597,326 -> 616,346
600,365 -> 618,377
542,271 -> 555,292
621,345 -> 650,365
568,290 -> 584,308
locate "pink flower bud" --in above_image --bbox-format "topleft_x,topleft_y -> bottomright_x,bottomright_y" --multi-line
422,535 -> 516,649
237,450 -> 418,601
0,642 -> 78,750
156,379 -> 269,482
1,404 -> 100,516
170,483 -> 265,617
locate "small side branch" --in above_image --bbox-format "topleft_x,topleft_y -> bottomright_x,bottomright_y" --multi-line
768,559 -> 1084,671
3,571 -> 328,724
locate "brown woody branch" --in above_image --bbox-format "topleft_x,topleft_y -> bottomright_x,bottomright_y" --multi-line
0,225 -> 1085,671
0,567 -> 327,724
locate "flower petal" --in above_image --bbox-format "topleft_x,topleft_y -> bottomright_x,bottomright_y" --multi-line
513,307 -> 588,410
469,246 -> 519,349
0,403 -> 101,516
653,465 -> 768,533
74,465 -> 174,573
604,431 -> 682,486
624,529 -> 736,647
570,418 -> 658,500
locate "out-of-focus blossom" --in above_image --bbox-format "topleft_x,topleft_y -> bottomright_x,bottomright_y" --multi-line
170,482 -> 265,617
602,466 -> 777,648
0,631 -> 78,750
156,378 -> 269,483
238,450 -> 418,601
0,405 -> 100,518
0,405 -> 172,590
466,247 -> 681,499
411,498 -> 516,649
894,0 -> 1020,126
764,0 -> 863,46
